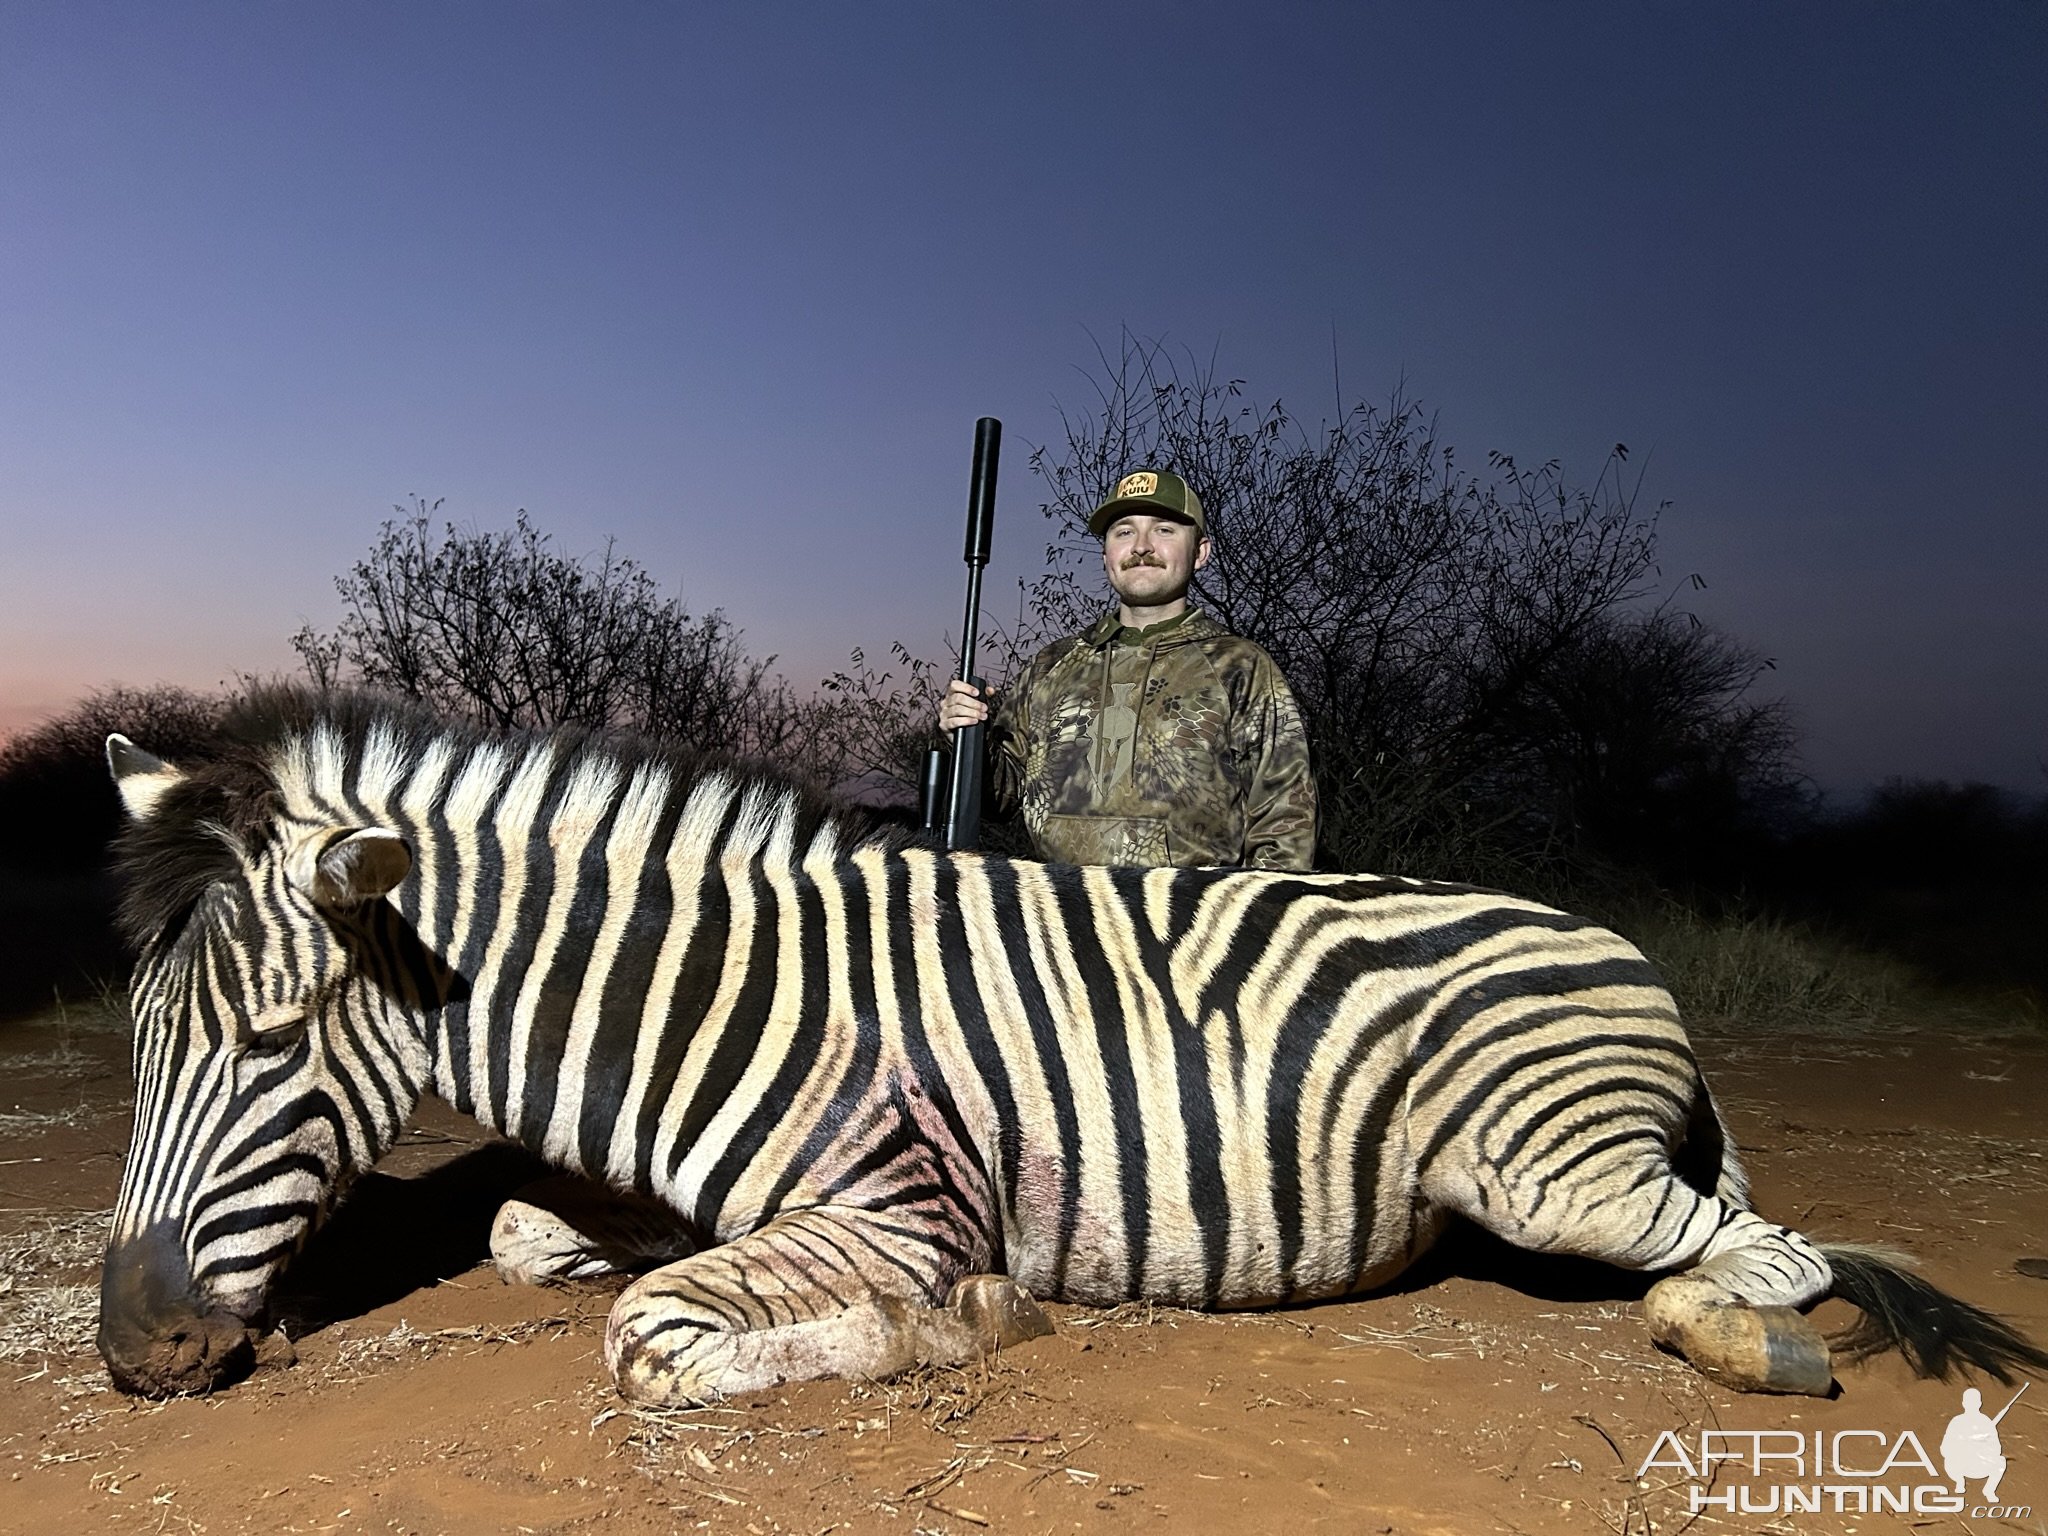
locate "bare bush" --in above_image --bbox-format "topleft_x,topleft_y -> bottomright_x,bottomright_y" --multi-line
293,503 -> 803,762
1026,335 -> 1692,880
1484,607 -> 1804,880
813,643 -> 949,805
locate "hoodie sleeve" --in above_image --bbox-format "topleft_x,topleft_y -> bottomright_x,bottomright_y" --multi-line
982,654 -> 1036,823
1237,651 -> 1319,872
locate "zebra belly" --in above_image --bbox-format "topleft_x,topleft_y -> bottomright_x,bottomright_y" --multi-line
1000,1104 -> 1430,1310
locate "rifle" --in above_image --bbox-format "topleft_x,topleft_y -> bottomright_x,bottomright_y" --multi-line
1991,1382 -> 2029,1424
919,417 -> 1001,849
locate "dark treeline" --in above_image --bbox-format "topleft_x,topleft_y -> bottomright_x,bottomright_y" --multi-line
0,687 -> 230,1017
2,339 -> 2040,1022
1772,780 -> 2048,1001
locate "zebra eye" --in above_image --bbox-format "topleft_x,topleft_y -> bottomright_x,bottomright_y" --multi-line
237,1003 -> 310,1051
240,1030 -> 303,1060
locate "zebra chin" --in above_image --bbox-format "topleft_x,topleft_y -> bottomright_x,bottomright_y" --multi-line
97,1222 -> 263,1397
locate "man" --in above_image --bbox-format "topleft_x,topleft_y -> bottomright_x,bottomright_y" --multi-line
938,468 -> 1317,870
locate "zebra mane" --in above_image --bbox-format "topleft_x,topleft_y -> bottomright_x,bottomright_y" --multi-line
112,740 -> 280,950
112,685 -> 923,950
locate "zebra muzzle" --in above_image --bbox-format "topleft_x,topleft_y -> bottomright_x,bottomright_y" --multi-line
97,1224 -> 261,1397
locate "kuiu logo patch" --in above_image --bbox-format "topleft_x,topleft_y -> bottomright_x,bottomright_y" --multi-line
1116,472 -> 1159,498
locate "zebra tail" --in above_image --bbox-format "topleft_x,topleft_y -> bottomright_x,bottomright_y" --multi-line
1822,1243 -> 2048,1383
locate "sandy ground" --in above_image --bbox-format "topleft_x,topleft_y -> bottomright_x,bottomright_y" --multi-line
3,1002 -> 2044,1536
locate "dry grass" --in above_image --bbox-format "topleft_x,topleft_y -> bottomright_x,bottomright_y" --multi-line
1614,901 -> 2044,1038
1330,1301 -> 1492,1363
0,1104 -> 98,1133
602,1342 -> 1073,1529
0,1208 -> 111,1362
15,991 -> 132,1039
318,1314 -> 580,1382
2,1046 -> 109,1082
0,1280 -> 100,1362
0,993 -> 131,1088
0,1208 -> 109,1282
854,1352 -> 1041,1432
1740,1119 -> 2048,1200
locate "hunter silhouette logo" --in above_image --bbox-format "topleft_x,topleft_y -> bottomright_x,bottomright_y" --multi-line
1637,1383 -> 2032,1518
1943,1383 -> 2026,1503
1115,472 -> 1159,498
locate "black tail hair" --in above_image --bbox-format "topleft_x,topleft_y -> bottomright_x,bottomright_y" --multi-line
1824,1244 -> 2048,1383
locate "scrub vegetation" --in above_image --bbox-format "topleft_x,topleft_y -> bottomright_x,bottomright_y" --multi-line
290,499 -> 803,761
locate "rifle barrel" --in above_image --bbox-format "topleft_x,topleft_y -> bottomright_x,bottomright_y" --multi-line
944,417 -> 1002,851
956,416 -> 1000,682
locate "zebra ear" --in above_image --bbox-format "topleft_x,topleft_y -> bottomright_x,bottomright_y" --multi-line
291,827 -> 413,907
107,735 -> 186,821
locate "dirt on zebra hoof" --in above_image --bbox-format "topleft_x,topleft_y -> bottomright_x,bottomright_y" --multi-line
2015,1257 -> 2048,1280
1643,1280 -> 1835,1396
949,1274 -> 1056,1350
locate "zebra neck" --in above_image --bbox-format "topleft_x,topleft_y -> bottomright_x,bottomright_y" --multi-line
281,721 -> 851,1192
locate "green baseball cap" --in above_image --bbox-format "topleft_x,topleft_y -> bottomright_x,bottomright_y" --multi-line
1087,469 -> 1207,539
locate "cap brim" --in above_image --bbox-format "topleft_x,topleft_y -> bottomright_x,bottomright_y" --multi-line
1088,498 -> 1201,538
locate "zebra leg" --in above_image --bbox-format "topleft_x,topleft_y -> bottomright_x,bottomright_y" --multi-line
601,1208 -> 1053,1405
490,1176 -> 699,1284
1425,1143 -> 1836,1395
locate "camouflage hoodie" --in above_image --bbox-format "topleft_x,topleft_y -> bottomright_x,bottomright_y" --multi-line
984,608 -> 1317,870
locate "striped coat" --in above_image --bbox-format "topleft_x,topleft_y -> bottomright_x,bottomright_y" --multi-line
95,693 -> 2046,1403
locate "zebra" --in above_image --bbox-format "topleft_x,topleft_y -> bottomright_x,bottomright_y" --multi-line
95,691 -> 2045,1404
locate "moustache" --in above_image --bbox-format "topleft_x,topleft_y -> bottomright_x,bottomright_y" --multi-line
1119,555 -> 1167,571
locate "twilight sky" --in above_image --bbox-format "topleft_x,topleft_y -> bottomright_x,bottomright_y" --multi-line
2,3 -> 2042,797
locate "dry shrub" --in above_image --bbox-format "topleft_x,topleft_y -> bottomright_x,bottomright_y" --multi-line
1607,899 -> 2038,1036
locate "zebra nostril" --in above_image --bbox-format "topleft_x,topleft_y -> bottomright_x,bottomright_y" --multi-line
98,1225 -> 261,1396
134,1312 -> 255,1396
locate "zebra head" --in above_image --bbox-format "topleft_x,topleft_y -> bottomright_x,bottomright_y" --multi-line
97,732 -> 432,1396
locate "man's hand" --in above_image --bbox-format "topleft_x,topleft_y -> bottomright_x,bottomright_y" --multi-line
938,678 -> 991,734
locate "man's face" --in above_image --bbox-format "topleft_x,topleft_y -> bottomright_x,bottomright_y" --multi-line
1102,513 -> 1210,609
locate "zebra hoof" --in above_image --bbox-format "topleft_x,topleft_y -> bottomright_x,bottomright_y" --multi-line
490,1179 -> 695,1285
949,1275 -> 1056,1350
491,1198 -> 606,1284
1644,1281 -> 1834,1396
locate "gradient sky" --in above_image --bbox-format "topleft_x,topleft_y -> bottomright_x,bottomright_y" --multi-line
3,2 -> 2042,797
